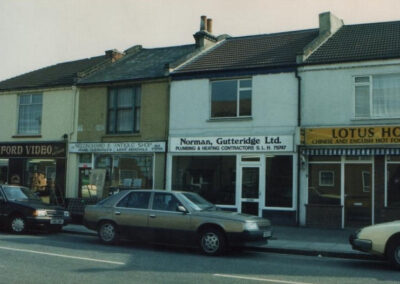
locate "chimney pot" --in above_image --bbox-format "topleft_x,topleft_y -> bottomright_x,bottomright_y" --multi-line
200,15 -> 207,31
207,18 -> 213,33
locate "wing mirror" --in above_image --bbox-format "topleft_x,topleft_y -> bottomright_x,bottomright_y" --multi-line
177,205 -> 188,214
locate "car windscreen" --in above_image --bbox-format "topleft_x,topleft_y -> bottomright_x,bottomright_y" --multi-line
3,186 -> 41,201
180,192 -> 215,211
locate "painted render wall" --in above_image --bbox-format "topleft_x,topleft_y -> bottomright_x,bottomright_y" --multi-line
169,73 -> 299,137
0,88 -> 76,142
300,59 -> 400,127
298,59 -> 400,226
72,81 -> 169,194
77,81 -> 169,142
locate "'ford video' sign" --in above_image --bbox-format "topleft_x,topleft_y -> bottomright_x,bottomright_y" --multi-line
170,136 -> 293,153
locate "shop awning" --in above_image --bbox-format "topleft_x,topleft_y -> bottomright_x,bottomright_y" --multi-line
301,148 -> 400,156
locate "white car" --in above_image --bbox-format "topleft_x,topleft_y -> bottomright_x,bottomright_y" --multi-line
350,221 -> 400,268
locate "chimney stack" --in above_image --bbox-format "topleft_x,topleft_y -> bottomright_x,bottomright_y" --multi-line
194,15 -> 218,48
105,49 -> 124,62
319,12 -> 343,35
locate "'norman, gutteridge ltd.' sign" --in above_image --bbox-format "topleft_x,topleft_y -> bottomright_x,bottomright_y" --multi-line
303,126 -> 400,145
170,136 -> 293,153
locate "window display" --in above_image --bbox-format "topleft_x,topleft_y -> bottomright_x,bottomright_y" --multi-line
94,154 -> 153,196
172,156 -> 236,205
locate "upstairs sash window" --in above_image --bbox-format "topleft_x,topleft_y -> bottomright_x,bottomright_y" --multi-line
108,86 -> 141,134
18,94 -> 42,135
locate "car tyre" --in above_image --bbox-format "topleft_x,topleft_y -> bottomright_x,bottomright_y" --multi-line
98,221 -> 119,245
387,239 -> 400,269
199,227 -> 226,256
9,215 -> 27,234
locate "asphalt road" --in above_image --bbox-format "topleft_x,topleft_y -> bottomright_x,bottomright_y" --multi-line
0,231 -> 400,284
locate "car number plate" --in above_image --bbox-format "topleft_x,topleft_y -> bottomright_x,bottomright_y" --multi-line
50,219 -> 64,225
263,231 -> 271,238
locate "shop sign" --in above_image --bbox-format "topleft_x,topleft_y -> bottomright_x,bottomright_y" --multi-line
303,126 -> 400,145
69,142 -> 166,153
169,136 -> 293,153
0,142 -> 66,158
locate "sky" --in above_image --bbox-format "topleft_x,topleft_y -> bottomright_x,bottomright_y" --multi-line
1,0 -> 400,81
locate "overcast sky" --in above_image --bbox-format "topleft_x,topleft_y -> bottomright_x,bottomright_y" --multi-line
1,0 -> 400,81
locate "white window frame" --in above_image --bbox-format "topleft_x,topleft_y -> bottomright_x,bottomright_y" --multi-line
318,170 -> 335,187
17,93 -> 43,135
210,78 -> 252,119
354,74 -> 400,119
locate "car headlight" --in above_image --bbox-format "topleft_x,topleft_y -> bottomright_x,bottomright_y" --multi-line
64,211 -> 70,217
33,210 -> 47,217
244,222 -> 259,231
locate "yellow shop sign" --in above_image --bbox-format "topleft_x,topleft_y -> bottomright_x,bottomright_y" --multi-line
303,126 -> 400,145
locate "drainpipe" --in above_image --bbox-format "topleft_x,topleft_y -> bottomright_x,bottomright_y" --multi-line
295,68 -> 302,226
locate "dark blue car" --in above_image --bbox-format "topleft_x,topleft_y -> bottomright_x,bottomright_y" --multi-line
0,184 -> 70,233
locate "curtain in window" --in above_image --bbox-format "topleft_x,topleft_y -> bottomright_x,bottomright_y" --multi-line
373,74 -> 400,117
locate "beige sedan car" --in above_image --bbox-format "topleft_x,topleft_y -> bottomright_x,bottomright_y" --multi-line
84,190 -> 272,255
350,221 -> 400,268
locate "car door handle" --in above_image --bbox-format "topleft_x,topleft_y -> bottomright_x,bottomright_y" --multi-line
149,214 -> 156,218
115,211 -> 121,215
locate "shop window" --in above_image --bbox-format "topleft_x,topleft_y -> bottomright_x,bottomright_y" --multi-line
354,74 -> 400,118
107,86 -> 141,134
319,171 -> 334,186
211,79 -> 252,118
0,159 -> 8,184
95,155 -> 153,193
265,156 -> 293,207
25,159 -> 57,204
308,164 -> 341,205
345,156 -> 372,161
387,163 -> 400,207
117,191 -> 151,209
79,154 -> 92,164
387,156 -> 400,162
172,156 -> 236,205
18,94 -> 42,135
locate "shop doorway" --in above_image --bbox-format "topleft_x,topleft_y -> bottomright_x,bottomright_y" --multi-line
344,164 -> 372,227
240,166 -> 261,216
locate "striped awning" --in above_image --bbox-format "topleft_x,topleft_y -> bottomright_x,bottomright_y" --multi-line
301,148 -> 400,156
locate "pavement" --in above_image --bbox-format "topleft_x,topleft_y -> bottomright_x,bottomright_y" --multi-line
62,224 -> 380,260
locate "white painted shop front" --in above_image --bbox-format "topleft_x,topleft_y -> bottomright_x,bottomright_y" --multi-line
166,135 -> 298,224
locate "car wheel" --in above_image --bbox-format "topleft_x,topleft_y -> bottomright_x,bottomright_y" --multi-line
9,215 -> 27,234
387,239 -> 400,269
199,228 -> 226,256
98,221 -> 119,245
